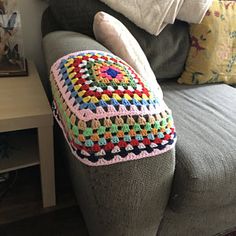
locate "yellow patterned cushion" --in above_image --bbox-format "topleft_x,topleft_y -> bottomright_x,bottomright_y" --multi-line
178,0 -> 236,85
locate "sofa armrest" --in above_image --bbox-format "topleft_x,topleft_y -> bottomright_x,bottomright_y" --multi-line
65,129 -> 175,236
43,31 -> 176,236
42,31 -> 110,73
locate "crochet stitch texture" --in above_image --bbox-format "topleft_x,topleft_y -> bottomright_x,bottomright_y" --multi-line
50,50 -> 176,166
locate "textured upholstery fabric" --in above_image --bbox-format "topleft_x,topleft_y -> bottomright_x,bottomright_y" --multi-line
67,138 -> 175,236
162,81 -> 236,212
43,31 -> 110,71
42,0 -> 190,81
43,32 -> 176,235
158,205 -> 236,236
54,123 -> 175,236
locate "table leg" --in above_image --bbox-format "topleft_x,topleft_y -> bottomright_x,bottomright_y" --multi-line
38,126 -> 56,208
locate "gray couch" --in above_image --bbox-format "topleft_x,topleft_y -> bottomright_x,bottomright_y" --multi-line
42,2 -> 236,236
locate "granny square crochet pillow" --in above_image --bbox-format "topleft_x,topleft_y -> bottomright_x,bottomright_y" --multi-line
50,50 -> 176,166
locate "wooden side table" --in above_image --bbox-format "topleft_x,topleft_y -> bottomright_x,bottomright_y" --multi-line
0,61 -> 56,208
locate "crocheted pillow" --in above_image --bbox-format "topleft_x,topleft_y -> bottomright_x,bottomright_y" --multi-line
50,50 -> 176,166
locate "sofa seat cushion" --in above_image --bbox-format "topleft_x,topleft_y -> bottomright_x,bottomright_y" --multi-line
162,82 -> 236,212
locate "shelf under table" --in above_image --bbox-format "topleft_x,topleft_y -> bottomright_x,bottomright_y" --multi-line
0,129 -> 39,174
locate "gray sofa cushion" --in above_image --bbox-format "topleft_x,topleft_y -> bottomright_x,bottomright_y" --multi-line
158,204 -> 236,236
44,0 -> 190,81
41,7 -> 62,36
162,82 -> 236,212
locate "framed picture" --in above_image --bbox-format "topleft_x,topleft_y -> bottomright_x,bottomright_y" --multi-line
0,0 -> 27,77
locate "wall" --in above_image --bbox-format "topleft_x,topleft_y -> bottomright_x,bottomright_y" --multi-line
18,0 -> 48,89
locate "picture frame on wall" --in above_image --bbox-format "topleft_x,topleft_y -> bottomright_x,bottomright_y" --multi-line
0,0 -> 28,77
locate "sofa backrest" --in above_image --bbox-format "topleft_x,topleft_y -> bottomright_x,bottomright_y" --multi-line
41,0 -> 190,83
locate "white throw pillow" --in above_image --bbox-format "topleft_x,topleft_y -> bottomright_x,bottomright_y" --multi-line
93,11 -> 163,99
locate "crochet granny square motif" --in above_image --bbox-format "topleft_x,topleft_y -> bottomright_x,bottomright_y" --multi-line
50,50 -> 176,166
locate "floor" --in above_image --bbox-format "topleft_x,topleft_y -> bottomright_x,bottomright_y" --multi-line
0,152 -> 235,236
0,155 -> 88,236
0,206 -> 88,236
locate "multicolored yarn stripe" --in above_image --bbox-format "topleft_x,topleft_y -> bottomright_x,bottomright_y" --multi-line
50,50 -> 176,166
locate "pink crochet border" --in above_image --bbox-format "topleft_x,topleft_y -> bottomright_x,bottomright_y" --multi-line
51,50 -> 176,166
54,109 -> 176,166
